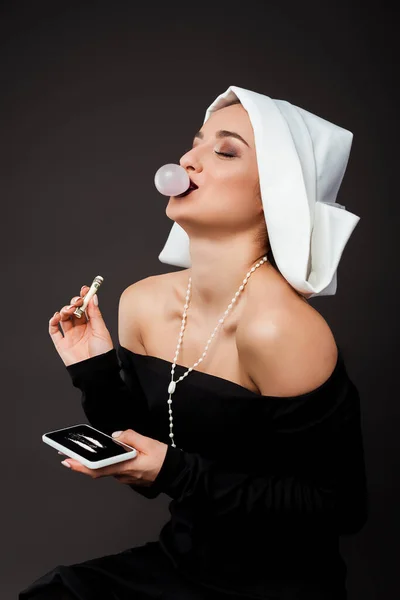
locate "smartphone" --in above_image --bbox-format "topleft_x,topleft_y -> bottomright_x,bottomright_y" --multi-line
42,424 -> 138,469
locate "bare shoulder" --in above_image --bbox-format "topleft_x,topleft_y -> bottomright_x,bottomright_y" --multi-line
237,278 -> 338,397
119,271 -> 180,306
118,271 -> 182,352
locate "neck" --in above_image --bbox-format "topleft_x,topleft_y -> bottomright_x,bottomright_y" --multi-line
185,236 -> 269,321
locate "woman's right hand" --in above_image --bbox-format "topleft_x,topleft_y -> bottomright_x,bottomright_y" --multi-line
48,285 -> 114,367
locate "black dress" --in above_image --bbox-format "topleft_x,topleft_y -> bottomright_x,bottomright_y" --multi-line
19,343 -> 369,600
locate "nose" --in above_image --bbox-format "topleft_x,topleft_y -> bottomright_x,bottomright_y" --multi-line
179,147 -> 202,175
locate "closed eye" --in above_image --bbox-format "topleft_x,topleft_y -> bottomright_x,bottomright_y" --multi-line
215,151 -> 235,158
183,147 -> 236,158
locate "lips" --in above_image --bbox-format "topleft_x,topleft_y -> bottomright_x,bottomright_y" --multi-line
175,179 -> 199,198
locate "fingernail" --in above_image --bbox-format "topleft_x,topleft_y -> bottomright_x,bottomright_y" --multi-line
112,431 -> 122,438
61,460 -> 71,468
93,294 -> 98,306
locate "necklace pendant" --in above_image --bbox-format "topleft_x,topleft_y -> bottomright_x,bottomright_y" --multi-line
165,256 -> 268,456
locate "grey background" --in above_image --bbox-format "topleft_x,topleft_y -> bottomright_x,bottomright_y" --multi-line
2,1 -> 397,598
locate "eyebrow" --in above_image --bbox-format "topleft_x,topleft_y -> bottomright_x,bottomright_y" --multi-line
193,129 -> 250,148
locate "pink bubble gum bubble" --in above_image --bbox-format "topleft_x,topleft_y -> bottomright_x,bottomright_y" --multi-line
154,164 -> 190,197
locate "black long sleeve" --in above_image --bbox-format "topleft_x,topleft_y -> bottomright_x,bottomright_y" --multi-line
64,347 -> 368,535
150,379 -> 369,536
65,348 -> 162,499
62,344 -> 369,595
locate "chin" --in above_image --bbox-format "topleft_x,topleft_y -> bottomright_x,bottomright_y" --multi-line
166,196 -> 198,219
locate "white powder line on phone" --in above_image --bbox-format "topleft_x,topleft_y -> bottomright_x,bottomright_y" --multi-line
81,435 -> 105,448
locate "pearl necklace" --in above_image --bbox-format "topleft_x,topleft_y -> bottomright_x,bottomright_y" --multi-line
167,255 -> 268,448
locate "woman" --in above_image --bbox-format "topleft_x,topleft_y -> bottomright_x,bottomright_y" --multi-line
20,87 -> 368,599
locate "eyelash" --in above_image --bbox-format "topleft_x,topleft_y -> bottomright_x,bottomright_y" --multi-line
214,151 -> 235,158
185,148 -> 235,158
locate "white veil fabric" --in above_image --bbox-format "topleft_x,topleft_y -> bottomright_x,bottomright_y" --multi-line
158,85 -> 360,298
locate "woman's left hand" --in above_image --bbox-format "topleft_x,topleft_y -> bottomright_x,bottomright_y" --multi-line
58,429 -> 168,487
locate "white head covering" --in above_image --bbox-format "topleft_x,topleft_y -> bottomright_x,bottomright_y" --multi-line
158,85 -> 360,298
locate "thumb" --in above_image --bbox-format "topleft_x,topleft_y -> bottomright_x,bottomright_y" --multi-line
111,429 -> 147,451
85,293 -> 104,323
